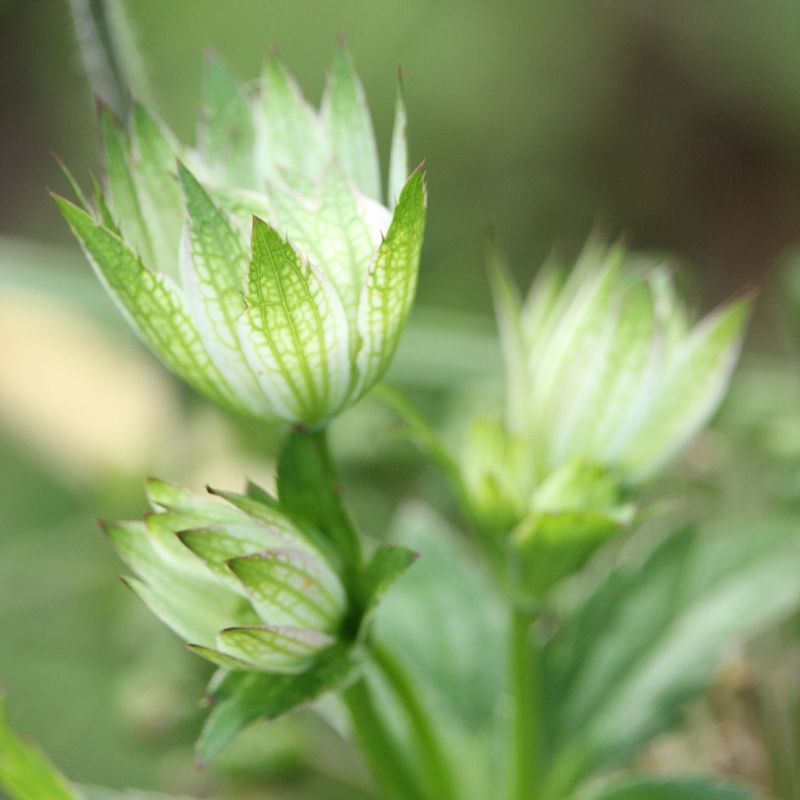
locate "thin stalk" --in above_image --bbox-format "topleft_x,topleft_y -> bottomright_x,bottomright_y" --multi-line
510,604 -> 542,800
373,642 -> 460,800
342,677 -> 428,800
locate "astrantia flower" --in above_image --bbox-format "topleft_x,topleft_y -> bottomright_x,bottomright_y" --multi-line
461,240 -> 749,596
105,478 -> 349,673
55,47 -> 426,426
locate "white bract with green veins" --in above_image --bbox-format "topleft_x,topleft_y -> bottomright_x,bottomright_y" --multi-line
105,478 -> 347,673
464,241 -> 749,528
56,47 -> 426,426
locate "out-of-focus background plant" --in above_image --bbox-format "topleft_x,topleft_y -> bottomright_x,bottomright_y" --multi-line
2,1 -> 800,798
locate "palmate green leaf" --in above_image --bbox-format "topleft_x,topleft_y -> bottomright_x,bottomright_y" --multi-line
322,44 -> 381,202
541,515 -> 800,798
239,218 -> 351,423
0,696 -> 83,800
586,777 -> 754,800
355,167 -> 426,398
53,198 -> 238,412
196,642 -> 355,764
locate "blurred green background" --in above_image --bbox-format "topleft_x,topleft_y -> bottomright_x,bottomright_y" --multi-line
2,1 -> 800,797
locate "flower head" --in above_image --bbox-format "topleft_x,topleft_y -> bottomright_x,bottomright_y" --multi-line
461,240 -> 748,595
55,47 -> 426,426
105,474 -> 415,676
105,478 -> 348,673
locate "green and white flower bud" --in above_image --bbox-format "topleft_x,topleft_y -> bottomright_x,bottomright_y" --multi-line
103,478 -> 348,673
463,240 -> 748,597
55,47 -> 426,427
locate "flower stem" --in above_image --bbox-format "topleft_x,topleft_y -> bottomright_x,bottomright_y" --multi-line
342,676 -> 428,800
510,604 -> 542,800
372,642 -> 460,800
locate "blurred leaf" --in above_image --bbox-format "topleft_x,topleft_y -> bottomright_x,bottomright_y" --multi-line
512,510 -> 622,601
586,776 -> 754,800
80,789 -> 195,800
197,642 -> 356,765
357,545 -> 417,630
0,697 -> 83,800
542,516 -> 800,796
374,502 -> 506,800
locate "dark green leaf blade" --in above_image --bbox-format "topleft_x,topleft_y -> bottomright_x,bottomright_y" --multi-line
196,643 -> 355,764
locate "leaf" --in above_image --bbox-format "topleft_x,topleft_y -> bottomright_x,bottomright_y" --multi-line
0,695 -> 83,800
80,788 -> 196,800
238,217 -> 352,424
196,642 -> 355,764
587,776 -> 755,800
512,510 -> 623,600
354,167 -> 426,398
374,503 -> 506,800
541,515 -> 800,797
322,44 -> 381,202
358,545 -> 418,629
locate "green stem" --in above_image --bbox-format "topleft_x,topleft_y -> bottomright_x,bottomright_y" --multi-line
373,643 -> 460,800
510,604 -> 542,800
342,677 -> 428,800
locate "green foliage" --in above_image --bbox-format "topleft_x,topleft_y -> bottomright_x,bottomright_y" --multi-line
541,516 -> 800,797
587,777 -> 755,800
0,698 -> 83,800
